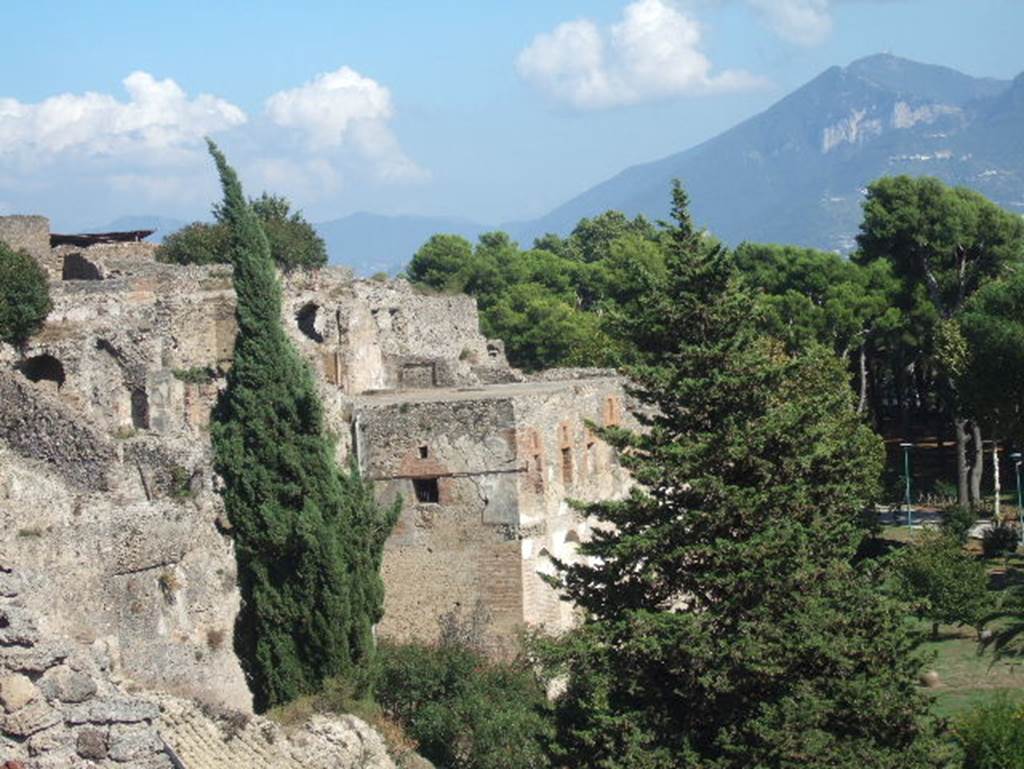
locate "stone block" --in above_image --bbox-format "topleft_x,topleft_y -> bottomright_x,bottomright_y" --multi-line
76,727 -> 108,760
66,697 -> 159,725
0,643 -> 69,674
38,665 -> 97,703
28,724 -> 73,756
0,606 -> 40,646
2,699 -> 60,737
108,723 -> 163,762
0,674 -> 37,712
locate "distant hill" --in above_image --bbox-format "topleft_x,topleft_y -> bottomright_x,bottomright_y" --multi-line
106,55 -> 1023,265
314,212 -> 488,276
91,215 -> 188,244
509,54 -> 1023,252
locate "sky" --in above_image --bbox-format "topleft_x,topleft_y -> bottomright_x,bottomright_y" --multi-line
0,0 -> 1020,231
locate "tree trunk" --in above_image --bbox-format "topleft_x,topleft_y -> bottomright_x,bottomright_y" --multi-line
970,421 -> 984,508
955,417 -> 970,508
994,443 -> 1001,520
857,343 -> 869,416
898,353 -> 912,440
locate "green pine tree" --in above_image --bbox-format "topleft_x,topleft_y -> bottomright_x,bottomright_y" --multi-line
544,182 -> 941,768
206,141 -> 397,711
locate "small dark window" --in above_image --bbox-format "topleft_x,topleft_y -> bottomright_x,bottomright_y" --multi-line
561,447 -> 574,485
418,446 -> 429,459
413,477 -> 440,504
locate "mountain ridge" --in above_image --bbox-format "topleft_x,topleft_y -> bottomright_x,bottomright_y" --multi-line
508,53 -> 1023,252
102,54 -> 1023,272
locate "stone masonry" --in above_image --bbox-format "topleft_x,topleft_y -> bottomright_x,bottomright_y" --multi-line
0,215 -> 634,745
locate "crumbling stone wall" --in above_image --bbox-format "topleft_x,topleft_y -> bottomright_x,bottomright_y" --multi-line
354,393 -> 524,648
0,219 -> 636,718
283,272 -> 514,395
0,216 -> 50,265
0,564 -> 173,768
0,564 -> 399,769
352,376 -> 634,647
0,371 -> 115,492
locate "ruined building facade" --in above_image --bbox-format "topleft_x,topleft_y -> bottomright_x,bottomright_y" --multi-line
0,215 -> 633,720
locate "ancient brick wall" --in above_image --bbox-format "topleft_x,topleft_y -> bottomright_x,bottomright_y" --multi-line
0,215 -> 50,265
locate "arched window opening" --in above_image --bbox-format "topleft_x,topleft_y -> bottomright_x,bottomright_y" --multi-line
295,302 -> 324,343
18,354 -> 66,389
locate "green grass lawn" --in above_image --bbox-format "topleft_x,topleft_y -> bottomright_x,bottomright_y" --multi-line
876,527 -> 1024,721
917,625 -> 1024,719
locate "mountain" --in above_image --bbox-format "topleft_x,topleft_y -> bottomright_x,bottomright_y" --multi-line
511,54 -> 1023,252
90,215 -> 188,243
314,212 -> 488,276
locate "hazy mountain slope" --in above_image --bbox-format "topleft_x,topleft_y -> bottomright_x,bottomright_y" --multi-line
89,215 -> 188,243
315,212 -> 488,275
512,54 -> 1020,252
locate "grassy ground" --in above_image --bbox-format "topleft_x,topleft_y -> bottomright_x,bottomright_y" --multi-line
919,625 -> 1024,719
877,520 -> 1024,721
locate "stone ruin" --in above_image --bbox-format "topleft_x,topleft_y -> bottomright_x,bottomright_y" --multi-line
0,215 -> 634,766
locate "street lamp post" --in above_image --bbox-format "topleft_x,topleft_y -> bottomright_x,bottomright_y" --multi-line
1012,451 -> 1023,529
900,442 -> 913,528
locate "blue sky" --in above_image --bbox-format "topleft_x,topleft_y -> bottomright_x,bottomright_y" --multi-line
0,0 -> 1020,230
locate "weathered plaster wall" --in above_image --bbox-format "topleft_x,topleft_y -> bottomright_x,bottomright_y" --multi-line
0,215 -> 50,264
353,394 -> 525,649
353,377 -> 634,645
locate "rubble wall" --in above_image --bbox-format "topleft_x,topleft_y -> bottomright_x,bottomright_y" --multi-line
0,215 -> 50,264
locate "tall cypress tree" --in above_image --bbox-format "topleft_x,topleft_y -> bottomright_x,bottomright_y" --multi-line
546,183 -> 941,768
207,141 -> 397,711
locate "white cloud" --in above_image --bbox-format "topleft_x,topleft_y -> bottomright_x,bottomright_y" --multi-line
746,0 -> 833,46
0,71 -> 246,161
517,0 -> 765,109
264,66 -> 428,183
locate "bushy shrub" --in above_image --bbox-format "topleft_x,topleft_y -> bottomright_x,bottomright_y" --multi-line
375,642 -> 551,769
942,504 -> 977,543
0,241 -> 51,346
982,523 -> 1021,559
157,193 -> 326,271
894,531 -> 992,637
954,695 -> 1024,769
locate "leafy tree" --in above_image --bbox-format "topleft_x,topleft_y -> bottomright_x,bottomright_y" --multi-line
959,271 -> 1024,444
157,193 -> 327,270
542,182 -> 940,769
734,243 -> 901,416
206,141 -> 397,711
894,531 -> 992,638
855,175 -> 1024,507
156,222 -> 230,266
0,241 -> 51,346
568,210 -> 659,264
406,233 -> 474,289
483,285 -> 603,371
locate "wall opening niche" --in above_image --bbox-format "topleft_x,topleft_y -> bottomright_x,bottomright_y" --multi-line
17,354 -> 66,390
413,477 -> 440,504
